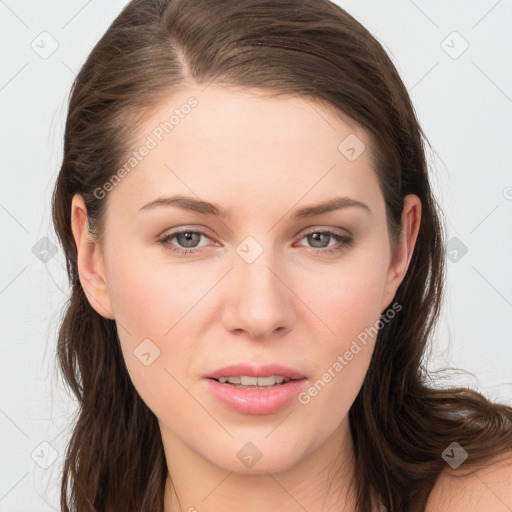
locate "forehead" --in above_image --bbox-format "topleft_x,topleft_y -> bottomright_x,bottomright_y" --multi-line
104,84 -> 383,222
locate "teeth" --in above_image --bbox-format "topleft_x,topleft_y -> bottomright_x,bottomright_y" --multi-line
217,375 -> 290,386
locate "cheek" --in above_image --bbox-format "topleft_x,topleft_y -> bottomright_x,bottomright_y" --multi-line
293,251 -> 389,411
299,251 -> 389,345
107,247 -> 208,341
105,255 -> 206,420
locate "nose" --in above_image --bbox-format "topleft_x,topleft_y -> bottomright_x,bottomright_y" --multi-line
221,250 -> 296,340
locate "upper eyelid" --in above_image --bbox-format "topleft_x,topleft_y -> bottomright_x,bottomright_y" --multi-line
297,226 -> 351,237
160,227 -> 215,242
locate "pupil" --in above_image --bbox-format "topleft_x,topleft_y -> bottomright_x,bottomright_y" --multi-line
178,232 -> 199,248
309,233 -> 328,248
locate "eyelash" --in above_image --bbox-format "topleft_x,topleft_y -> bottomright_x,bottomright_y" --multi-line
157,228 -> 353,256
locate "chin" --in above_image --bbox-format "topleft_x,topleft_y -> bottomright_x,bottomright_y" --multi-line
204,434 -> 313,475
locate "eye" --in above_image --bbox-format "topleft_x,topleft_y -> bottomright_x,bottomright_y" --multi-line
157,228 -> 354,256
158,229 -> 213,255
295,229 -> 353,255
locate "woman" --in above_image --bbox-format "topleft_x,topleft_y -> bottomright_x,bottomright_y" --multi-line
51,0 -> 512,510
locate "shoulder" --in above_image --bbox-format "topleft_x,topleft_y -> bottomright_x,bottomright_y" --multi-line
425,449 -> 512,512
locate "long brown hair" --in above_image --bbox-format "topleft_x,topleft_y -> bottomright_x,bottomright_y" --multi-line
51,1 -> 512,510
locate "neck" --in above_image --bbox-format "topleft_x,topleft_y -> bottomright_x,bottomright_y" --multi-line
162,416 -> 357,512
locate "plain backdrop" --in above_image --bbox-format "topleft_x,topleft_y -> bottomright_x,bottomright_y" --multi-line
1,1 -> 511,510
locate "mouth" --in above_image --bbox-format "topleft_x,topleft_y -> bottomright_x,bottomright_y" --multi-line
205,363 -> 307,383
204,374 -> 308,415
203,364 -> 307,414
208,375 -> 301,388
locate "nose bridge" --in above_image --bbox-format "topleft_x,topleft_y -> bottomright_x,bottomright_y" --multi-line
224,236 -> 294,338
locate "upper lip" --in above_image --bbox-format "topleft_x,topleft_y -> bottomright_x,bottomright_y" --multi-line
205,363 -> 306,380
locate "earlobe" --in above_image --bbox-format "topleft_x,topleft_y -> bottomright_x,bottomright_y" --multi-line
381,194 -> 422,311
70,194 -> 115,320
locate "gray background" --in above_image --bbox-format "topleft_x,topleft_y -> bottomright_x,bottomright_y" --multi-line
1,0 -> 511,510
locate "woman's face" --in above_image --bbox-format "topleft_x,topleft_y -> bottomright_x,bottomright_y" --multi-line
72,84 -> 419,477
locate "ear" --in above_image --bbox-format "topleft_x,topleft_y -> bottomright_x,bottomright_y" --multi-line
380,194 -> 421,311
70,194 -> 115,319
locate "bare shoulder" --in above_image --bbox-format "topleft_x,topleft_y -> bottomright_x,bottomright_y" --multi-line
425,449 -> 512,512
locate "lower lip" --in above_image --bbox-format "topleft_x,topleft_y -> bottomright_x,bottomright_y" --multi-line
204,378 -> 307,415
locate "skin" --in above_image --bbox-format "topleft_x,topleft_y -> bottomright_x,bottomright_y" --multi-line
426,450 -> 512,511
71,84 -> 421,511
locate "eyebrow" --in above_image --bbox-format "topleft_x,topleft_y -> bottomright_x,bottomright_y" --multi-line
138,194 -> 371,219
291,196 -> 370,219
